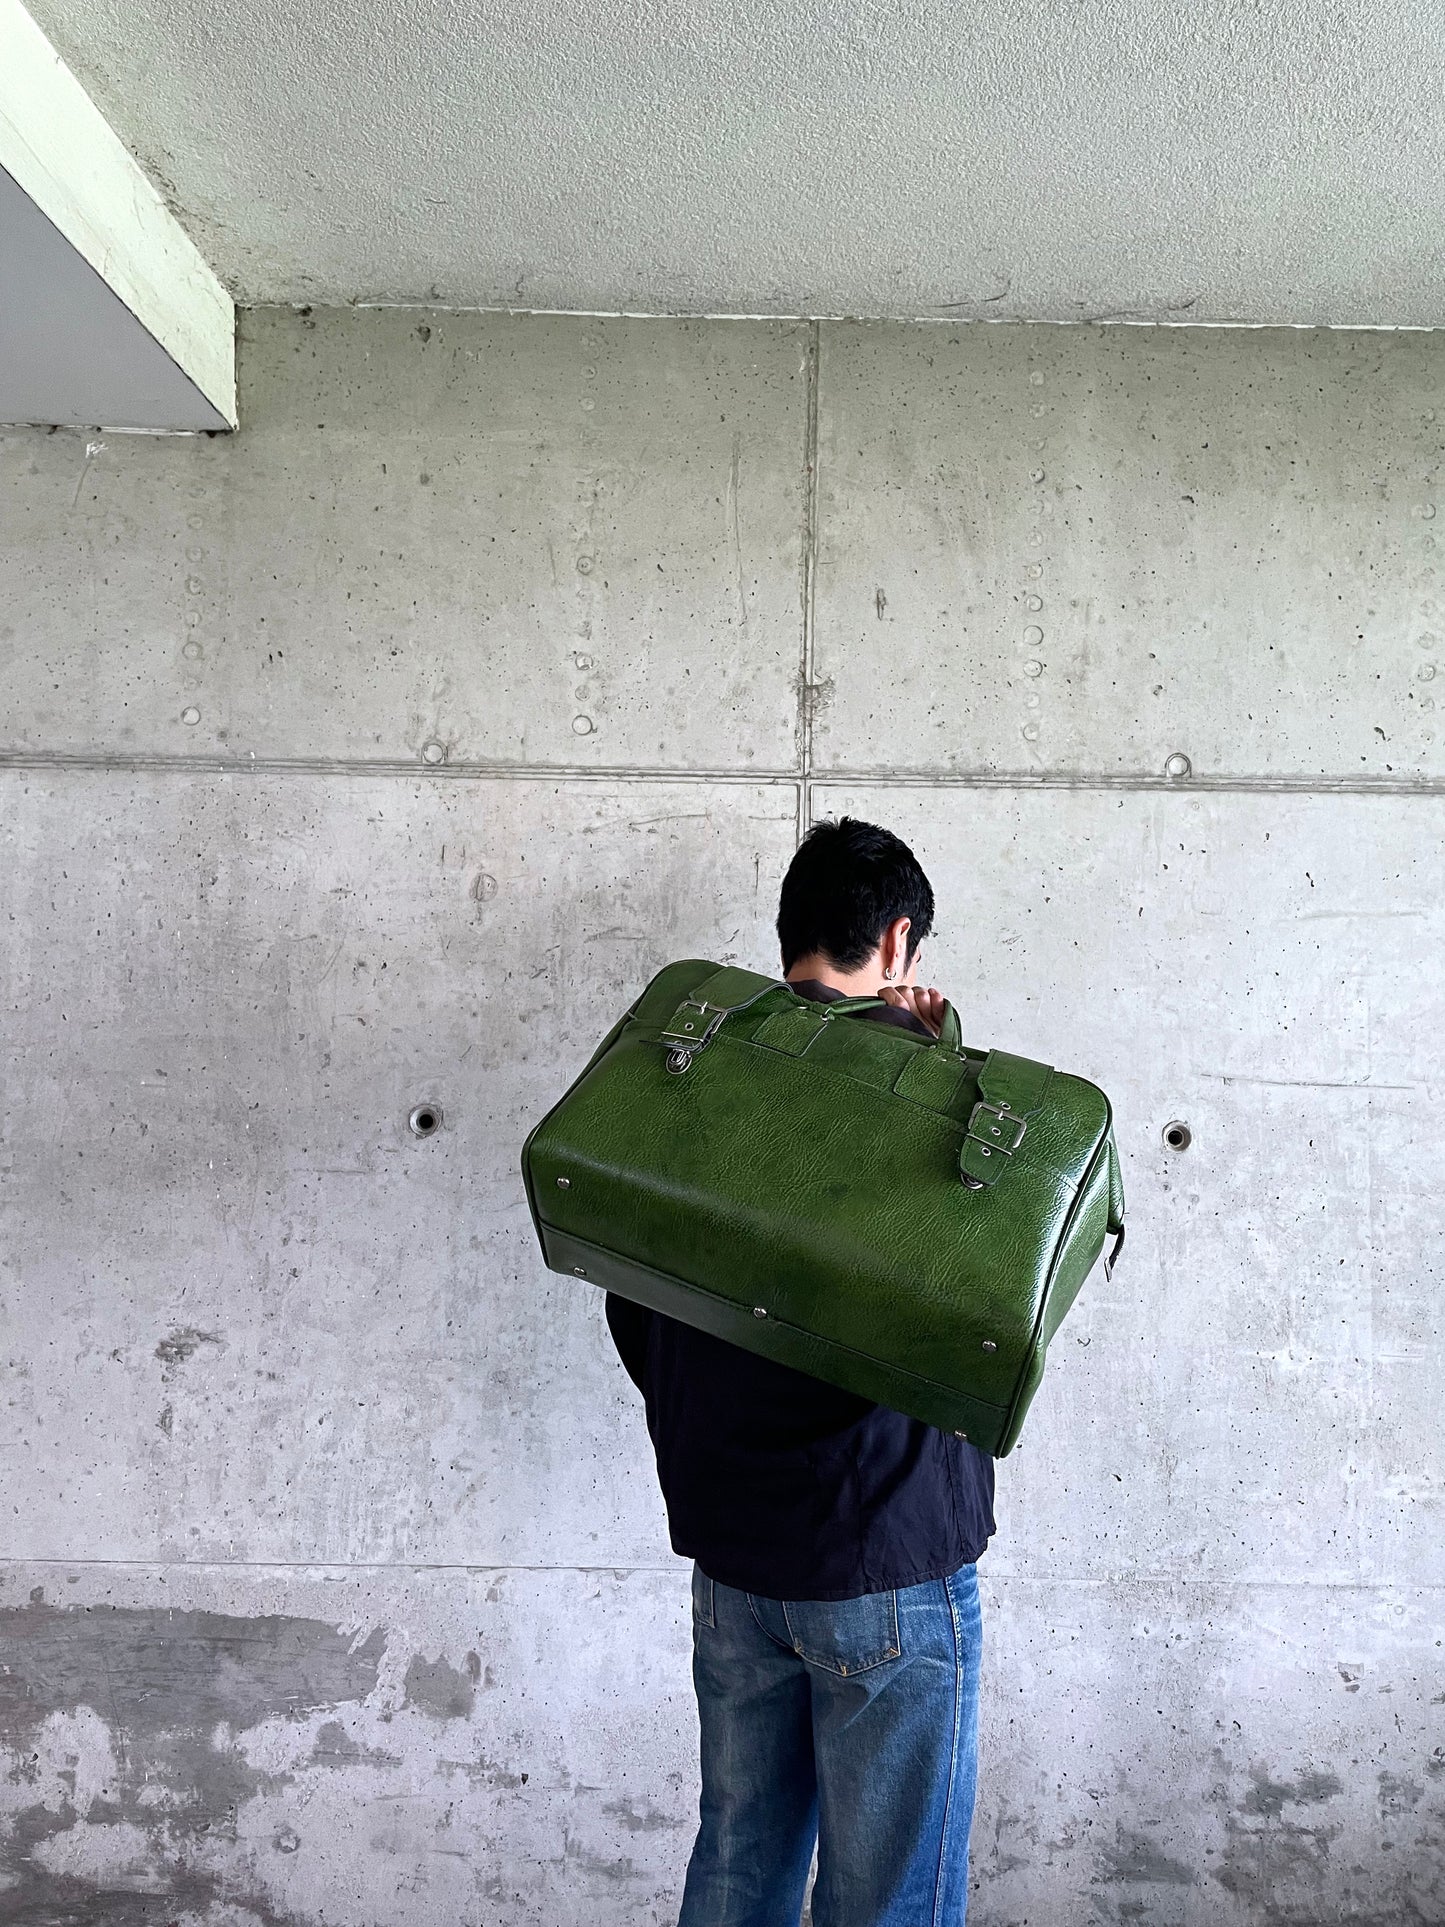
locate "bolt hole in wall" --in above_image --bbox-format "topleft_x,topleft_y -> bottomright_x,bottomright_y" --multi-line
1162,1120 -> 1192,1152
409,1104 -> 443,1138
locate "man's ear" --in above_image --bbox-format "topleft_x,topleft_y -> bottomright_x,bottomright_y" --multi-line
887,915 -> 913,977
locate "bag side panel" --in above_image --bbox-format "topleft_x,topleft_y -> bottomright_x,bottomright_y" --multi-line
994,1121 -> 1114,1454
519,956 -> 708,1244
546,1224 -> 1014,1453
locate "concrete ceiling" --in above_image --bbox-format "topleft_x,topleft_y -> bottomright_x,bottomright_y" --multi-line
25,0 -> 1445,325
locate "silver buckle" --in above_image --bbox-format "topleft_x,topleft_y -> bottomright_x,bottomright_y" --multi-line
966,1099 -> 1028,1156
662,1000 -> 730,1072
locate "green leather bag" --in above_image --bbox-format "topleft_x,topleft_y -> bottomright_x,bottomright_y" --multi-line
521,959 -> 1125,1456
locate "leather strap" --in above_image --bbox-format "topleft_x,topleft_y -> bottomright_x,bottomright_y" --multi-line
663,971 -> 967,1072
1103,1131 -> 1126,1277
822,992 -> 963,1054
686,965 -> 783,1011
959,1049 -> 1054,1188
753,1004 -> 831,1056
660,966 -> 787,1063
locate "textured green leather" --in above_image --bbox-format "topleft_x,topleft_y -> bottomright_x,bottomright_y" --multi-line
521,959 -> 1125,1456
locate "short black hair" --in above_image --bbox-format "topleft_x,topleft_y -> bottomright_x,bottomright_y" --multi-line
776,816 -> 935,973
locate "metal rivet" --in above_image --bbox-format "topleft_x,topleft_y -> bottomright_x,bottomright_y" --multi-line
556,1176 -> 570,1188
982,1340 -> 998,1353
753,1306 -> 767,1318
573,1265 -> 587,1277
954,1430 -> 969,1441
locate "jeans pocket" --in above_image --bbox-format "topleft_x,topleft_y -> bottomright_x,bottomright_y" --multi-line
781,1588 -> 901,1676
691,1563 -> 716,1631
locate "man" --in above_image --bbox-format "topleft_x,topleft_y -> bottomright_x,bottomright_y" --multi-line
606,817 -> 994,1927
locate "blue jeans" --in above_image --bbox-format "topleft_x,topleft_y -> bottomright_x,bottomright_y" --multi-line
678,1563 -> 982,1927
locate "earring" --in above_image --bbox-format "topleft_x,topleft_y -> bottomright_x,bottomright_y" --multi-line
883,967 -> 896,981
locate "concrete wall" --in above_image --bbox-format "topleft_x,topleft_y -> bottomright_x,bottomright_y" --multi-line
1,308 -> 1441,1926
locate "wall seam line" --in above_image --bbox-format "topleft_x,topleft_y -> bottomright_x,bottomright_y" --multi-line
798,318 -> 821,842
0,753 -> 1440,797
2,1557 -> 1438,1590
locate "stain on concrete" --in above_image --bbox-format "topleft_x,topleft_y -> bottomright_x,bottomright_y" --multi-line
1239,1766 -> 1344,1820
308,1717 -> 400,1770
564,1838 -> 645,1881
601,1796 -> 688,1833
0,1597 -> 386,1922
0,1856 -> 234,1927
799,671 -> 835,724
1213,1766 -> 1349,1910
401,1647 -> 479,1720
153,1327 -> 223,1375
1097,1825 -> 1194,1886
1377,1770 -> 1425,1817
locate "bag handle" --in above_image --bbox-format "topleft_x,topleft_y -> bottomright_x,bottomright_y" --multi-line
828,992 -> 964,1055
661,970 -> 964,1068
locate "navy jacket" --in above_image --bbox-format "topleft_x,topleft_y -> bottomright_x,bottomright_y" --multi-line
605,977 -> 996,1602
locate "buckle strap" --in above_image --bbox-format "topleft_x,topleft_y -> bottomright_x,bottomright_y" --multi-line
659,967 -> 782,1074
960,1049 -> 1054,1188
660,998 -> 731,1051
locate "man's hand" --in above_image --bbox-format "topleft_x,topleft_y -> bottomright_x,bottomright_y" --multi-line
878,983 -> 947,1036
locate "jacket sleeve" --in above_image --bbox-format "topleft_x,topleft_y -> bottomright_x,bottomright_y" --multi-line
604,1292 -> 651,1394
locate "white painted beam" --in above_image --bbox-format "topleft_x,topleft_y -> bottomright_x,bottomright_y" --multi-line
0,0 -> 234,428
